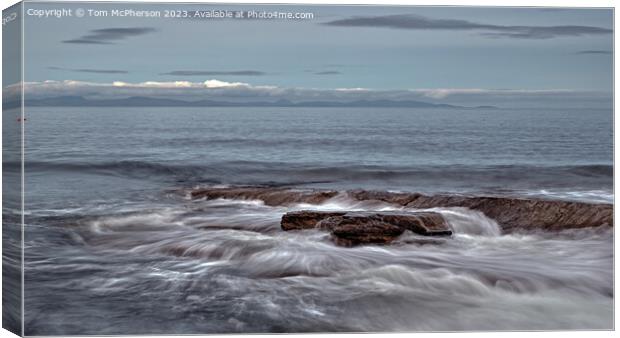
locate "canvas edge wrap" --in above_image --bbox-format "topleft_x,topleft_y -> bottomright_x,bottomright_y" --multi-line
2,1 -> 24,336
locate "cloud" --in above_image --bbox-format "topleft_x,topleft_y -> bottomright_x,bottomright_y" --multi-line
7,79 -> 610,108
108,79 -> 256,89
62,27 -> 156,44
160,70 -> 266,76
323,14 -> 612,39
576,50 -> 612,55
315,71 -> 342,75
112,81 -> 196,88
48,66 -> 128,74
61,39 -> 112,45
204,79 -> 252,88
409,88 -> 578,99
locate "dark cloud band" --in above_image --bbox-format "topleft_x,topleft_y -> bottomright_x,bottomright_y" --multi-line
63,27 -> 156,44
315,71 -> 341,75
49,66 -> 128,74
323,14 -> 612,39
576,50 -> 612,55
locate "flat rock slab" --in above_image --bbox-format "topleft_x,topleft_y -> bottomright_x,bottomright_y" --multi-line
281,211 -> 346,231
281,210 -> 452,246
192,187 -> 613,232
191,187 -> 338,206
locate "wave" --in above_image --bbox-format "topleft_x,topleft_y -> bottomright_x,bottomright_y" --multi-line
19,179 -> 613,334
22,197 -> 612,333
287,195 -> 502,236
565,164 -> 613,177
9,160 -> 612,183
8,160 -> 220,184
7,160 -> 613,204
431,207 -> 502,236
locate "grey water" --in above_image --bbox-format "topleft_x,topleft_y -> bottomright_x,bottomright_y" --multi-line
3,107 -> 613,334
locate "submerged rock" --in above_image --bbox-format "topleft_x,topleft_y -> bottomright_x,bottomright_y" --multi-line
380,212 -> 452,236
281,211 -> 346,231
192,186 -> 613,232
329,217 -> 404,246
191,187 -> 338,206
281,211 -> 452,246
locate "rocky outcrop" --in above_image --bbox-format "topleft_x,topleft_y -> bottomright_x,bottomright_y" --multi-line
191,187 -> 338,206
403,195 -> 612,232
281,211 -> 452,246
346,190 -> 422,206
345,190 -> 613,231
329,217 -> 404,247
191,186 -> 613,231
281,211 -> 346,231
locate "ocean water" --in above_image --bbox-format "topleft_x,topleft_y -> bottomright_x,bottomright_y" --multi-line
3,106 -> 613,334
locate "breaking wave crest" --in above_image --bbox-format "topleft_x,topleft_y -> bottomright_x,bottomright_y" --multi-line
432,207 -> 502,236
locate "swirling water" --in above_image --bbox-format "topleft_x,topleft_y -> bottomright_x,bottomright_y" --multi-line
3,107 -> 612,334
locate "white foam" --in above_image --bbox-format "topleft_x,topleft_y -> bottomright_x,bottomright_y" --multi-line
424,207 -> 502,236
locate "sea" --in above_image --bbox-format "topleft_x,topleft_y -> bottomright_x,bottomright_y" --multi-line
2,106 -> 613,334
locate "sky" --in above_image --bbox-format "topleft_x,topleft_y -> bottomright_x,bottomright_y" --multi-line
9,2 -> 614,108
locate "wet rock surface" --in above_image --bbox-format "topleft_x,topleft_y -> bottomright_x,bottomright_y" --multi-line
280,210 -> 452,246
404,195 -> 613,232
191,186 -> 613,232
191,187 -> 338,206
328,217 -> 405,247
281,211 -> 346,231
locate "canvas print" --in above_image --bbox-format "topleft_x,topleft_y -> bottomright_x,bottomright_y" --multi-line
1,1 -> 614,335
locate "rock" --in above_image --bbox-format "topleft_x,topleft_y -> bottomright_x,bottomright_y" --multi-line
404,195 -> 613,232
280,211 -> 452,246
191,187 -> 338,206
191,186 -> 613,232
281,211 -> 345,231
380,212 -> 452,236
346,189 -> 421,206
329,217 -> 404,247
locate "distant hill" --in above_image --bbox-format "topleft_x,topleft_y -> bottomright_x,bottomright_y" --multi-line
20,96 -> 497,109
